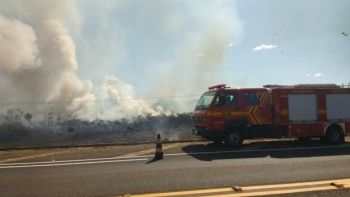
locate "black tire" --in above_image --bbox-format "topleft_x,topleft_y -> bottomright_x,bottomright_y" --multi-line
325,127 -> 343,144
224,131 -> 243,146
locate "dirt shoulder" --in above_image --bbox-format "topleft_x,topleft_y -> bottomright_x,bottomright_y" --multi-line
0,141 -> 203,163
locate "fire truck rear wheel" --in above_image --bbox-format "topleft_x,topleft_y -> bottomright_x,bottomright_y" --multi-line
224,131 -> 243,146
325,127 -> 343,144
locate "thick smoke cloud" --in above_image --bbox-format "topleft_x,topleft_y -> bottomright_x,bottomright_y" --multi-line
0,0 -> 242,120
71,76 -> 167,120
0,15 -> 41,72
0,0 -> 159,120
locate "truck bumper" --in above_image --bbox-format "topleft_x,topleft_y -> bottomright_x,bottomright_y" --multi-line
192,127 -> 208,136
192,127 -> 223,140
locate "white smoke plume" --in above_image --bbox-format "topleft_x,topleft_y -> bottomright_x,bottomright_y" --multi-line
0,0 -> 157,120
0,15 -> 41,72
0,0 -> 242,120
130,1 -> 243,112
70,76 -> 168,120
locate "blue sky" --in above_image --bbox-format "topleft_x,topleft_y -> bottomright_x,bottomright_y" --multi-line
227,0 -> 350,87
74,0 -> 350,97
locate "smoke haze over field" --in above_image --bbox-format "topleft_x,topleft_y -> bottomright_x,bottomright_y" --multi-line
0,0 -> 241,120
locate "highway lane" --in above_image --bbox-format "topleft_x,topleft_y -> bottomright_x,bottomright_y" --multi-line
0,143 -> 350,196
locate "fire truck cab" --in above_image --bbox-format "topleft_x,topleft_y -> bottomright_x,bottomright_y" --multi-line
192,84 -> 350,146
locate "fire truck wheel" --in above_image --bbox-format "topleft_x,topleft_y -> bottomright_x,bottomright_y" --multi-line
224,131 -> 243,146
325,127 -> 343,144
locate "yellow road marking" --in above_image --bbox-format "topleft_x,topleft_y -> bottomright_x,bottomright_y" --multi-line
129,178 -> 350,197
130,188 -> 231,197
208,185 -> 341,197
242,179 -> 350,190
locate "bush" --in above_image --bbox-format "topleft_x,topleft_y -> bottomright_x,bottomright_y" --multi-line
0,123 -> 32,143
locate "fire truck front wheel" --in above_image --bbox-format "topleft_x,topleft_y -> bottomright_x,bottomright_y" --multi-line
224,130 -> 243,146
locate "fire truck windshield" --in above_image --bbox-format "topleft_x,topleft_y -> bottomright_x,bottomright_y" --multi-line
195,92 -> 215,109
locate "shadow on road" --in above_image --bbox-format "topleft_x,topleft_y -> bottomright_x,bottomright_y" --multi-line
182,139 -> 350,161
146,157 -> 164,164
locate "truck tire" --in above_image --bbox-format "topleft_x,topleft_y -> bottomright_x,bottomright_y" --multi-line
224,131 -> 243,146
325,127 -> 343,144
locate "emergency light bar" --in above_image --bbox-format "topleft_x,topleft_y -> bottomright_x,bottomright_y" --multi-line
208,84 -> 230,90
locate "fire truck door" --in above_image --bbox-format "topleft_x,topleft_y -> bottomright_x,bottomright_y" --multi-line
242,90 -> 272,125
212,92 -> 239,130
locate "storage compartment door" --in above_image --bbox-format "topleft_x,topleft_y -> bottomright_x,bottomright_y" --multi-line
326,94 -> 350,120
288,95 -> 317,122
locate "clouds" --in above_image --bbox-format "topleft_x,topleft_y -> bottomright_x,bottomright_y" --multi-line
305,73 -> 323,77
253,44 -> 277,51
314,73 -> 323,77
226,42 -> 234,47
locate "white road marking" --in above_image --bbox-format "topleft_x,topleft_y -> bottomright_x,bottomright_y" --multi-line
0,150 -> 71,163
0,145 -> 348,169
0,154 -> 153,166
120,143 -> 180,157
0,158 -> 148,169
0,143 -> 181,166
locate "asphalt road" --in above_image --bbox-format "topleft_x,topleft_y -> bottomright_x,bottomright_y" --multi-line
1,140 -> 350,196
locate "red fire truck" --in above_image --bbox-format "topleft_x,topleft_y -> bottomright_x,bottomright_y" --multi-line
192,84 -> 350,146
